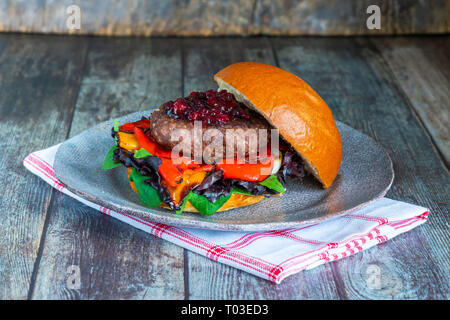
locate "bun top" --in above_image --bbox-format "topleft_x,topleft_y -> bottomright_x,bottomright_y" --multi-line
214,62 -> 342,188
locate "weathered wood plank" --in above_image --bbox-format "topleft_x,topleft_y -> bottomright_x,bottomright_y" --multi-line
271,36 -> 449,299
0,0 -> 448,36
0,34 -> 87,299
69,37 -> 183,135
254,0 -> 450,36
31,37 -> 185,299
3,34 -> 448,300
371,36 -> 450,164
182,37 -> 344,299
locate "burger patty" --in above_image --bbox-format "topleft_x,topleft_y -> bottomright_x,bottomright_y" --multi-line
149,108 -> 272,161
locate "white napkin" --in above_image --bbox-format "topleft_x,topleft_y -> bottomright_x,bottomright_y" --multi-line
24,144 -> 428,283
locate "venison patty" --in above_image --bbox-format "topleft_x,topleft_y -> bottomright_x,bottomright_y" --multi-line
148,108 -> 272,162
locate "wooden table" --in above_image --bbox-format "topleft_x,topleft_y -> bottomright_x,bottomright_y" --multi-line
1,34 -> 448,300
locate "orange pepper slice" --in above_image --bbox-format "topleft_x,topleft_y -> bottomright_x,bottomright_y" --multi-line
164,169 -> 208,206
118,132 -> 140,151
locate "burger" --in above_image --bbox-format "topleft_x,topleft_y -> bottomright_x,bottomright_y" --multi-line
102,62 -> 342,216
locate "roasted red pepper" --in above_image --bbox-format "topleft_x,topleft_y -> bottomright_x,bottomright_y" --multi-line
216,154 -> 274,182
132,124 -> 272,184
120,119 -> 151,132
133,127 -> 181,186
175,157 -> 213,172
159,158 -> 183,187
216,161 -> 273,182
133,127 -> 172,158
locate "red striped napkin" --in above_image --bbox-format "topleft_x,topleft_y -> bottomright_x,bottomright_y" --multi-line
24,144 -> 429,283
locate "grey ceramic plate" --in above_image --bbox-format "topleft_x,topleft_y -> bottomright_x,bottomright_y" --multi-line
54,110 -> 394,231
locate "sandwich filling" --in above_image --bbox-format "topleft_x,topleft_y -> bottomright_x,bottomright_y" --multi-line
103,90 -> 305,215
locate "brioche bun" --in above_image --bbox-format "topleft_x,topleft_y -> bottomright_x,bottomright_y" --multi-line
214,62 -> 342,188
127,169 -> 264,212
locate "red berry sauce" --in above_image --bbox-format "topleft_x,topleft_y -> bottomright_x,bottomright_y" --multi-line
161,89 -> 251,125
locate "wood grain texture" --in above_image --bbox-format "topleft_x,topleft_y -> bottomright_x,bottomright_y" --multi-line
0,34 -> 87,299
30,37 -> 185,299
182,37 -> 344,299
253,0 -> 450,36
1,34 -> 448,300
70,37 -> 183,135
371,37 -> 450,164
0,0 -> 449,36
271,36 -> 449,299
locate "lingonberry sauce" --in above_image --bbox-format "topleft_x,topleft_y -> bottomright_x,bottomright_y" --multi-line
161,89 -> 251,125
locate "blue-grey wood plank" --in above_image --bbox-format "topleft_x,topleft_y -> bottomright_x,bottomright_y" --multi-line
31,37 -> 185,299
3,34 -> 447,300
0,34 -> 87,299
271,36 -> 449,299
372,37 -> 450,164
182,37 -> 344,299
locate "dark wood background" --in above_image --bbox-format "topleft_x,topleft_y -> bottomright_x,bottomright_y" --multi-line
0,33 -> 448,299
1,0 -> 449,36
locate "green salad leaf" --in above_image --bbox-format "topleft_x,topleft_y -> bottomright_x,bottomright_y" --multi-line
129,168 -> 162,207
175,195 -> 190,215
113,119 -> 120,132
177,187 -> 260,216
259,174 -> 285,193
181,191 -> 232,216
133,148 -> 152,159
102,145 -> 122,170
230,187 -> 253,196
